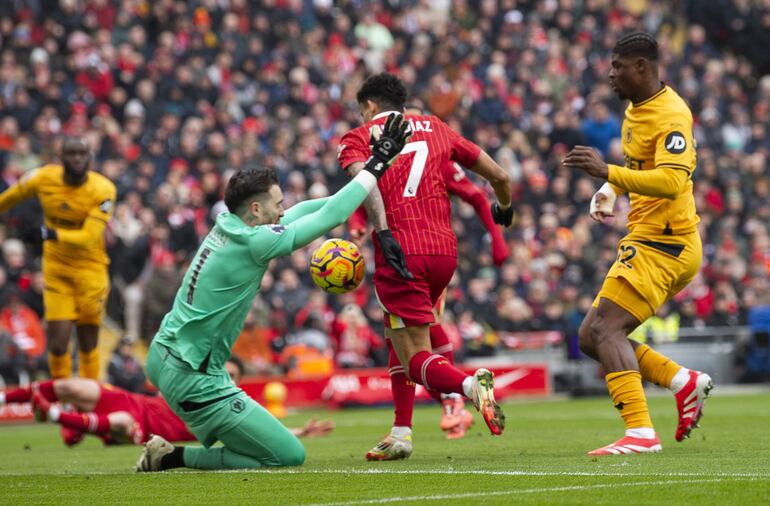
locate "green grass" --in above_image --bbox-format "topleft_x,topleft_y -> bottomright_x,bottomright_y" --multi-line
1,392 -> 769,505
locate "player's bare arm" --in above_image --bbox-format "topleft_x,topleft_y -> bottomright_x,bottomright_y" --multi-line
564,145 -> 688,200
468,151 -> 514,227
346,161 -> 389,232
346,161 -> 414,279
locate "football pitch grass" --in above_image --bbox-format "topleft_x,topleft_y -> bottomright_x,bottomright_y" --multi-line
1,392 -> 768,505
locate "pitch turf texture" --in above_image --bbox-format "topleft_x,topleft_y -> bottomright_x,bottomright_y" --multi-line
1,393 -> 768,505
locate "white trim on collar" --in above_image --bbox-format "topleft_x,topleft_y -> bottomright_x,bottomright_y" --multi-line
372,110 -> 402,121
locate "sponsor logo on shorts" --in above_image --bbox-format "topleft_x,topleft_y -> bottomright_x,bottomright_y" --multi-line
230,398 -> 245,413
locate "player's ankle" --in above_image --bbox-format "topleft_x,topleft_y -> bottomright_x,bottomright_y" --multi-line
669,368 -> 690,393
391,426 -> 412,438
625,427 -> 656,439
461,376 -> 473,398
160,446 -> 185,470
48,405 -> 61,422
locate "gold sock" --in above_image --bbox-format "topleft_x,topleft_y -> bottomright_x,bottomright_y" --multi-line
78,349 -> 100,380
606,370 -> 653,429
48,352 -> 72,379
635,344 -> 682,388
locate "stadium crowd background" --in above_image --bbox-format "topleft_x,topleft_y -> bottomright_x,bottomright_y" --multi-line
0,0 -> 769,383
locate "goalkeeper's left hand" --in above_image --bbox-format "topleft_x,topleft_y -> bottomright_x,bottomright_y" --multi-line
362,113 -> 411,179
293,418 -> 335,438
40,226 -> 58,241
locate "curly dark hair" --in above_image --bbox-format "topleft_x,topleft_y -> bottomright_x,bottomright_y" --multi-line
224,167 -> 279,213
356,72 -> 408,111
613,32 -> 659,61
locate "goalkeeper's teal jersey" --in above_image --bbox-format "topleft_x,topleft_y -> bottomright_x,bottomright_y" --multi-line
153,212 -> 297,372
151,171 -> 375,374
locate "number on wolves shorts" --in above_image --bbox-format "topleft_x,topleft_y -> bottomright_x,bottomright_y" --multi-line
618,245 -> 637,268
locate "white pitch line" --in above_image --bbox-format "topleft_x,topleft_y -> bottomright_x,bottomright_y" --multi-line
255,468 -> 770,479
303,477 -> 761,506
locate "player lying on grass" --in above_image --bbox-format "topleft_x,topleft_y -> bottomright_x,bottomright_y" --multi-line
0,358 -> 334,446
563,32 -> 712,456
134,114 -> 411,472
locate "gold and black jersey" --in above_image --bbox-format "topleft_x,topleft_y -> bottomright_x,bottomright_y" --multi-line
0,165 -> 116,265
615,85 -> 699,235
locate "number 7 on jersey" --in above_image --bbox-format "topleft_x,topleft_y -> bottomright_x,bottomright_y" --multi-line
401,141 -> 428,198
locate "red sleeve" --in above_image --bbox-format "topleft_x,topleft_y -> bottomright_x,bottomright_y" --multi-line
337,128 -> 370,170
442,121 -> 481,168
445,163 -> 481,203
446,166 -> 510,267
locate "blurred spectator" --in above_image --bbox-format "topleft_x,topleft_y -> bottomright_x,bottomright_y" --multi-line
332,304 -> 386,368
0,288 -> 46,382
107,338 -> 146,393
581,101 -> 621,159
140,250 -> 182,343
232,308 -> 277,376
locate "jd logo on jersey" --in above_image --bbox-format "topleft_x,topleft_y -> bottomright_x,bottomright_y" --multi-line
664,132 -> 686,154
230,398 -> 245,413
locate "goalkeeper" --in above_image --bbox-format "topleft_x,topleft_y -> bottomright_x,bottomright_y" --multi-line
136,114 -> 411,472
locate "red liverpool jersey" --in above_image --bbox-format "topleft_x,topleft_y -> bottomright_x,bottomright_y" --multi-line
338,112 -> 481,257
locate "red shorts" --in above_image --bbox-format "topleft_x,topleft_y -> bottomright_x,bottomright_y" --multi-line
374,255 -> 457,329
95,384 -> 193,444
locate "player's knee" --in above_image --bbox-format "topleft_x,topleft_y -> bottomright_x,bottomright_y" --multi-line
279,441 -> 306,467
588,316 -> 612,348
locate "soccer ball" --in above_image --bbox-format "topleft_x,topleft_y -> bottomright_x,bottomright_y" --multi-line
309,238 -> 365,294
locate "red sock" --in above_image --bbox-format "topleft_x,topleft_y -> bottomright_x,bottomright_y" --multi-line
430,325 -> 454,363
4,386 -> 33,403
408,350 -> 467,395
428,325 -> 455,403
57,412 -> 111,435
388,340 -> 415,428
36,380 -> 59,402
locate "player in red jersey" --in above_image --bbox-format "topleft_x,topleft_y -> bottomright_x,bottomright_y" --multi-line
337,73 -> 514,460
349,143 -> 511,441
0,358 -> 334,446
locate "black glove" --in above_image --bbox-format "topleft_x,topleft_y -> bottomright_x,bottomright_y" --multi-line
375,230 -> 414,280
491,202 -> 514,227
40,226 -> 58,241
362,113 -> 411,180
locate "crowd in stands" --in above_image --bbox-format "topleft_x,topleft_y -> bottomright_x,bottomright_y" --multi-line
0,0 -> 769,382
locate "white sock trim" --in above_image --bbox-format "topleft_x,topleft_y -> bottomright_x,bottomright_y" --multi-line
0,392 -> 5,405
48,405 -> 61,422
669,368 -> 690,393
462,376 -> 473,398
391,426 -> 412,438
626,427 -> 656,439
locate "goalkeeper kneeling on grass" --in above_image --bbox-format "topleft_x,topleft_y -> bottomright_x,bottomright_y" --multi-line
136,114 -> 411,472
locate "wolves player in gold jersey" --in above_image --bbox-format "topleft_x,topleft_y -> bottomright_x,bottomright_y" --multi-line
0,137 -> 116,379
563,33 -> 712,455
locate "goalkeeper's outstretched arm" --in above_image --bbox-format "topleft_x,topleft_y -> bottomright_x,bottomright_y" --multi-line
286,171 -> 379,250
